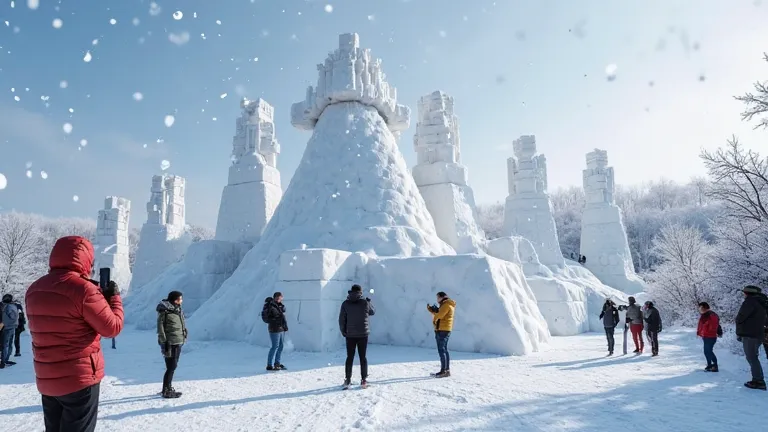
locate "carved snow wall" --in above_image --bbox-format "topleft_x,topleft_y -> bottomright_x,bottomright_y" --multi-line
95,196 -> 132,293
580,149 -> 645,294
215,98 -> 283,244
412,90 -> 485,253
503,135 -> 565,268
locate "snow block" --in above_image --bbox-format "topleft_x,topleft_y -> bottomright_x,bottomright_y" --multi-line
580,149 -> 646,294
503,136 -> 565,268
278,248 -> 365,282
125,240 -> 250,329
94,196 -> 132,293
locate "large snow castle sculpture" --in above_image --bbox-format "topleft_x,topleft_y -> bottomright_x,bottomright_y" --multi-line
503,136 -> 565,268
412,91 -> 485,253
580,149 -> 645,294
94,197 -> 132,293
216,98 -> 282,244
129,174 -> 190,293
189,33 -> 550,356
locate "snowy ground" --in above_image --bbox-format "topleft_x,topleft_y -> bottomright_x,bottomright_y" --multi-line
1,329 -> 765,431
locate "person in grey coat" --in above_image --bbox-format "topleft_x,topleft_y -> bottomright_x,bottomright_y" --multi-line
736,285 -> 767,390
157,291 -> 187,398
599,299 -> 620,355
1,294 -> 19,368
625,296 -> 645,353
339,284 -> 375,387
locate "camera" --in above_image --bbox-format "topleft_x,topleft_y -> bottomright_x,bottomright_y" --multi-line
428,303 -> 439,313
99,268 -> 111,291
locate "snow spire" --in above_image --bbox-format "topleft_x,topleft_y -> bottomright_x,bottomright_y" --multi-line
290,33 -> 410,132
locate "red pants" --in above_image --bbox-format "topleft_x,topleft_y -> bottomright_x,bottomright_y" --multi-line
630,324 -> 644,350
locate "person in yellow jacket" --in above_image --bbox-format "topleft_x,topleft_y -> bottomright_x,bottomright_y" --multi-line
427,291 -> 456,378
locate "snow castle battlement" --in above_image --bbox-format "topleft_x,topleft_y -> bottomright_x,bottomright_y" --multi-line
580,149 -> 645,294
95,196 -> 132,292
412,90 -> 484,253
503,136 -> 564,267
290,33 -> 410,132
215,98 -> 283,244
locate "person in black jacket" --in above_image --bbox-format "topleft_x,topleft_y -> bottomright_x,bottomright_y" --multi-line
736,285 -> 767,390
339,284 -> 375,388
262,292 -> 288,371
13,302 -> 25,357
598,299 -> 620,355
644,301 -> 662,357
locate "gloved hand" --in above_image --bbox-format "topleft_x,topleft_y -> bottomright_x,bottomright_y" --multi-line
737,336 -> 743,342
103,281 -> 120,300
163,342 -> 172,358
183,328 -> 188,342
365,297 -> 371,302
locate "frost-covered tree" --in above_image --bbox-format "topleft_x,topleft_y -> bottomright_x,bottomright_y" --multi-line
475,203 -> 505,240
735,53 -> 768,129
645,223 -> 714,324
0,212 -> 44,298
185,224 -> 216,243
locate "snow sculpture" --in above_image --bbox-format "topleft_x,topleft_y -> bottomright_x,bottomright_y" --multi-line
129,174 -> 191,293
190,33 -> 550,355
94,197 -> 132,293
412,91 -> 485,253
215,98 -> 282,244
503,136 -> 565,268
580,149 -> 645,294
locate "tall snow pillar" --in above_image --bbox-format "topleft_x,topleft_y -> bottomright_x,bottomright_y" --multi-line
412,91 -> 485,253
580,149 -> 645,294
129,174 -> 189,293
215,98 -> 283,244
503,136 -> 565,268
95,197 -> 132,293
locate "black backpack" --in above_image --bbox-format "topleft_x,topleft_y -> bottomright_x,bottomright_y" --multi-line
261,300 -> 271,324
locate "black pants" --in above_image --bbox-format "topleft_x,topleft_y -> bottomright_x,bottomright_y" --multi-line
163,345 -> 182,390
648,331 -> 659,354
604,327 -> 615,352
345,337 -> 368,380
42,383 -> 100,432
14,327 -> 22,355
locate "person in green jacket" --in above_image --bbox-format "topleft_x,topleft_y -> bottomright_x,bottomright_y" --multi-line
157,291 -> 187,399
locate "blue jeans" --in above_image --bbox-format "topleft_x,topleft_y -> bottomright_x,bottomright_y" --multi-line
703,337 -> 718,367
435,331 -> 451,372
1,328 -> 14,363
268,331 -> 284,366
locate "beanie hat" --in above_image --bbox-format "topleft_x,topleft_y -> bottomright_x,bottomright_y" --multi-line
743,285 -> 762,294
350,284 -> 362,293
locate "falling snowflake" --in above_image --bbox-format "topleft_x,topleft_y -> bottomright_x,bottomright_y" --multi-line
80,139 -> 87,146
40,171 -> 48,179
109,18 -> 117,25
59,80 -> 68,89
52,18 -> 63,29
27,0 -> 39,10
605,63 -> 618,81
62,123 -> 73,134
220,93 -> 227,99
169,32 -> 190,45
68,108 -> 74,113
173,11 -> 183,20
253,57 -> 259,62
25,170 -> 32,178
0,173 -> 7,190
216,19 -> 222,25
13,95 -> 19,102
370,289 -> 375,294
149,2 -> 161,16
133,92 -> 144,101
83,51 -> 93,62
439,30 -> 447,37
164,115 -> 175,127
72,195 -> 79,202
132,17 -> 140,26
324,4 -> 333,13
160,160 -> 171,170
367,15 -> 375,21
92,39 -> 99,45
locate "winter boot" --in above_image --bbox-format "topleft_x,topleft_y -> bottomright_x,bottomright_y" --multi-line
0,362 -> 5,369
162,388 -> 181,399
275,363 -> 287,371
14,352 -> 21,357
361,379 -> 369,389
435,370 -> 451,378
430,370 -> 444,377
710,365 -> 719,373
342,378 -> 351,390
6,361 -> 16,366
744,380 -> 767,390
705,365 -> 713,372
632,349 -> 640,354
266,365 -> 275,371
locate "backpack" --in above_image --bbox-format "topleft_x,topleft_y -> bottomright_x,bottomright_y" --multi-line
261,304 -> 270,324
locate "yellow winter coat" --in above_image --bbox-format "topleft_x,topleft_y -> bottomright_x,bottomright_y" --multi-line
428,298 -> 456,331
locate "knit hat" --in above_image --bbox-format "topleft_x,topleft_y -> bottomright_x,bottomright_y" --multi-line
350,284 -> 362,293
742,285 -> 762,294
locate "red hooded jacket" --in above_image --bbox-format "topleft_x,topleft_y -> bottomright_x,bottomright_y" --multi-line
25,236 -> 124,397
697,310 -> 720,339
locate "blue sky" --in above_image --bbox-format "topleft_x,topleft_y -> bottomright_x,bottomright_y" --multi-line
1,0 -> 768,229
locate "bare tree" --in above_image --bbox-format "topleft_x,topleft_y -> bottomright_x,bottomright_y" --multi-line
700,138 -> 768,222
0,212 -> 39,293
689,176 -> 709,207
735,53 -> 768,129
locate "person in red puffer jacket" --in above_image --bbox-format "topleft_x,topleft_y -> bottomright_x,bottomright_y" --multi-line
696,302 -> 720,372
25,236 -> 124,432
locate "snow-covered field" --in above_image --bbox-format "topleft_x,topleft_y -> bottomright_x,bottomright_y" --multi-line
1,329 -> 765,431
